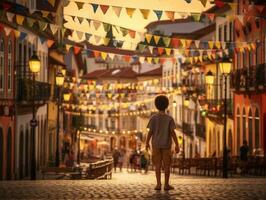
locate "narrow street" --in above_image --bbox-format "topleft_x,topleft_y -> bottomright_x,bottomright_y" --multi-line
1,171 -> 266,200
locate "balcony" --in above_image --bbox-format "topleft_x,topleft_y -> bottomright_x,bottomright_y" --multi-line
17,78 -> 51,103
181,81 -> 205,95
231,63 -> 266,92
200,99 -> 233,119
196,124 -> 206,139
182,122 -> 193,136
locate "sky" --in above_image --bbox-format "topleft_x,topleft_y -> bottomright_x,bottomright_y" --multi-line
64,0 -> 213,49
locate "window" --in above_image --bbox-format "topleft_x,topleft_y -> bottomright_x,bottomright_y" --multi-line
255,108 -> 260,149
0,36 -> 4,92
236,107 -> 241,152
224,24 -> 228,42
7,40 -> 12,92
229,21 -> 234,42
242,108 -> 246,142
248,109 -> 253,153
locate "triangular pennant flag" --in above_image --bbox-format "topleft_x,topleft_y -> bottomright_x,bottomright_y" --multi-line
27,34 -> 36,44
101,52 -> 108,60
138,44 -> 146,53
38,21 -> 48,31
76,2 -> 84,10
94,35 -> 102,44
162,37 -> 171,47
47,39 -> 55,48
153,10 -> 163,20
76,17 -> 84,24
160,58 -> 166,64
139,57 -> 145,63
147,57 -> 153,64
50,24 -> 58,35
165,48 -> 171,56
103,23 -> 111,32
158,47 -> 164,55
215,41 -> 221,49
191,13 -> 201,22
194,40 -> 200,48
165,11 -> 175,21
126,8 -> 136,18
228,3 -> 237,11
199,0 -> 208,7
39,37 -> 46,44
6,12 -> 15,22
140,9 -> 150,19
93,21 -> 101,30
65,44 -> 72,52
186,40 -> 192,48
153,35 -> 161,44
76,31 -> 84,40
13,30 -> 20,38
100,5 -> 110,14
171,38 -> 180,48
153,57 -> 159,64
148,46 -> 154,54
180,12 -> 189,19
224,49 -> 229,55
208,41 -> 214,49
112,6 -> 122,17
4,27 -> 12,36
215,0 -> 225,8
205,13 -> 215,21
120,27 -> 128,36
91,3 -> 99,13
48,0 -> 56,7
74,46 -> 81,55
27,17 -> 35,27
255,5 -> 264,13
128,30 -> 136,39
3,3 -> 12,11
16,15 -> 25,25
103,38 -> 110,46
19,32 -> 27,41
109,53 -> 115,60
93,51 -> 101,58
145,34 -> 152,43
221,42 -> 226,49
123,55 -> 131,62
180,39 -> 186,47
85,33 -> 92,40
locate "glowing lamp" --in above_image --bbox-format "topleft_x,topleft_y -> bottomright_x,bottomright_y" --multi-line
184,97 -> 190,107
63,93 -> 71,102
173,100 -> 177,108
219,57 -> 232,75
29,52 -> 41,73
205,70 -> 214,85
56,72 -> 64,86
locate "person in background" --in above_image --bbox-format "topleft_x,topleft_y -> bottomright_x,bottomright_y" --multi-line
112,147 -> 120,172
145,95 -> 179,191
240,140 -> 249,175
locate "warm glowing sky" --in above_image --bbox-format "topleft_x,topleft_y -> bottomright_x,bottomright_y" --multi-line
64,0 -> 212,48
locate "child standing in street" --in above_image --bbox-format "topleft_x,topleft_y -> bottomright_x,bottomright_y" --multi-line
145,95 -> 179,191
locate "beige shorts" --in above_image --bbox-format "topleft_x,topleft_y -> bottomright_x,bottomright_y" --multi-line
152,148 -> 172,167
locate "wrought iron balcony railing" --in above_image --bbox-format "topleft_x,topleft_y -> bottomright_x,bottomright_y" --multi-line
200,99 -> 233,118
16,78 -> 51,102
231,63 -> 266,92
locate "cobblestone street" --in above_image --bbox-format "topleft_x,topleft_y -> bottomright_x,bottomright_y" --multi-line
1,171 -> 266,200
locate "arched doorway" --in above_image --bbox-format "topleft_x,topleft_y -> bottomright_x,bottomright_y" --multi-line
0,127 -> 3,180
19,129 -> 24,179
242,108 -> 246,142
209,130 -> 212,157
6,127 -> 12,180
248,108 -> 253,154
119,136 -> 126,149
236,107 -> 241,153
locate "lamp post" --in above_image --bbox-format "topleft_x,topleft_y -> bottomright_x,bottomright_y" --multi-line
29,51 -> 41,180
55,71 -> 65,167
219,57 -> 232,179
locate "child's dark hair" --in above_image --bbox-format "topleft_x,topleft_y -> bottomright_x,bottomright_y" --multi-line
155,95 -> 169,111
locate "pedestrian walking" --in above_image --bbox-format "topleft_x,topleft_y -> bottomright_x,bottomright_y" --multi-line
240,140 -> 249,175
112,148 -> 120,172
145,95 -> 179,191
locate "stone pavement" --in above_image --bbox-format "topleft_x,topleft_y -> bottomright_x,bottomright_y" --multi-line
1,171 -> 266,200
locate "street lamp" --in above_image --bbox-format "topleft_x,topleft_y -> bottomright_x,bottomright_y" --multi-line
219,57 -> 232,179
55,71 -> 65,167
29,51 -> 40,180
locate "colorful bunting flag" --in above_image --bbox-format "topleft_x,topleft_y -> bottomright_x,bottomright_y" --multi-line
162,37 -> 171,47
138,44 -> 146,53
38,21 -> 47,31
100,5 -> 110,14
199,0 -> 208,7
50,24 -> 58,35
47,39 -> 55,48
153,35 -> 161,44
6,12 -> 14,22
208,41 -> 214,49
153,10 -> 163,20
145,34 -> 152,43
103,23 -> 111,32
93,21 -> 101,30
18,32 -> 27,41
76,31 -> 84,40
165,48 -> 171,56
112,6 -> 122,17
128,30 -> 136,39
126,8 -> 136,18
16,15 -> 25,25
194,40 -> 200,48
158,47 -> 164,55
171,38 -> 180,48
101,52 -> 108,60
76,2 -> 84,10
120,27 -> 128,36
191,13 -> 201,22
103,38 -> 110,46
91,3 -> 99,13
4,27 -> 12,36
48,0 -> 56,7
140,9 -> 150,19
